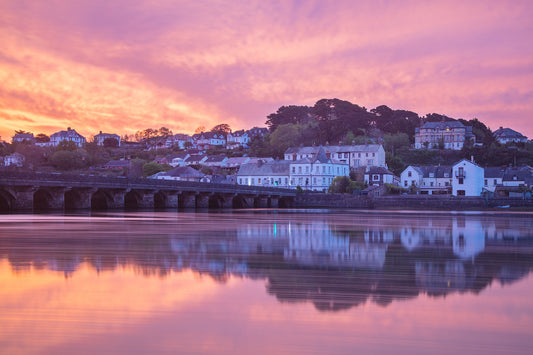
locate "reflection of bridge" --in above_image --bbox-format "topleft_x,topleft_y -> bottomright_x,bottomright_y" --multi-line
0,172 -> 296,211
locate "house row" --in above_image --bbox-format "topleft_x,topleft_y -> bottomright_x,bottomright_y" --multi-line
237,147 -> 350,191
163,127 -> 268,151
284,144 -> 386,171
401,160 -> 533,196
12,128 -> 122,147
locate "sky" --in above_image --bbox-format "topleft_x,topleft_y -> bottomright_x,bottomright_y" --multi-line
0,0 -> 532,141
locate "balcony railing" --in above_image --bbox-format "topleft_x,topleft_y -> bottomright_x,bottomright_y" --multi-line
455,171 -> 466,178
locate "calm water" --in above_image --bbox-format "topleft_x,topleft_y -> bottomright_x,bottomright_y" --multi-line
1,210 -> 533,354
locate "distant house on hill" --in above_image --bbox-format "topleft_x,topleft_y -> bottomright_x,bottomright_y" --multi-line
50,127 -> 86,147
226,130 -> 250,149
493,127 -> 528,144
94,131 -> 121,146
4,152 -> 25,167
12,133 -> 35,144
414,121 -> 474,150
165,133 -> 192,149
247,127 -> 268,138
194,132 -> 226,150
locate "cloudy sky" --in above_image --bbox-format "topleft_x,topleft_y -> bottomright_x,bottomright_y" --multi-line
1,0 -> 532,140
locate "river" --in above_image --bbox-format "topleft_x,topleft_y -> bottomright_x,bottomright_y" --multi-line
1,209 -> 533,354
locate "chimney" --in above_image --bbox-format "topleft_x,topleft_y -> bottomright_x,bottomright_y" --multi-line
471,155 -> 474,163
257,159 -> 263,167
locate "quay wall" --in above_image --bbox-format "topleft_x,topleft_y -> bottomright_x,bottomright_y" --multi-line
295,193 -> 533,210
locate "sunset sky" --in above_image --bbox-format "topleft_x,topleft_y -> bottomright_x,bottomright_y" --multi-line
1,0 -> 532,141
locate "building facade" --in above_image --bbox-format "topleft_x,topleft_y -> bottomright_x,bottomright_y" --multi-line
414,121 -> 474,150
50,128 -> 86,147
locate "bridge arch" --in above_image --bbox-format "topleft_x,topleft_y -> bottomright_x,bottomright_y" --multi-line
154,191 -> 167,209
0,189 -> 14,212
91,189 -> 111,210
124,190 -> 140,210
33,189 -> 53,210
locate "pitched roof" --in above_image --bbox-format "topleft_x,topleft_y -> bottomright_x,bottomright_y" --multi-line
285,144 -> 382,155
163,166 -> 204,178
484,167 -> 505,179
421,121 -> 466,129
204,155 -> 227,163
237,160 -> 290,176
365,167 -> 395,175
13,133 -> 34,139
493,127 -> 527,139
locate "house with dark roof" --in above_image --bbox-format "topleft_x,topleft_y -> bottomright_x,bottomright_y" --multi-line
203,155 -> 228,167
4,152 -> 25,167
226,130 -> 250,149
194,132 -> 226,150
237,160 -> 291,188
247,127 -> 268,138
102,159 -> 131,170
289,146 -> 349,191
153,166 -> 206,182
94,131 -> 121,146
168,153 -> 190,167
493,127 -> 528,144
483,167 -> 505,192
165,133 -> 192,149
400,165 -> 452,194
364,167 -> 398,186
414,120 -> 474,150
284,144 -> 386,170
183,154 -> 208,166
12,133 -> 35,144
50,127 -> 86,147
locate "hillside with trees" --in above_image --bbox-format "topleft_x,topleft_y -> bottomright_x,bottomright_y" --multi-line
251,98 -> 533,175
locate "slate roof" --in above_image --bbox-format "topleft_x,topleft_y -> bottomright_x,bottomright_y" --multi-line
285,144 -> 382,155
237,160 -> 290,176
13,133 -> 34,140
484,167 -> 505,179
365,167 -> 395,175
420,121 -> 466,130
51,128 -> 85,139
493,127 -> 527,140
204,155 -> 227,163
185,154 -> 206,164
163,166 -> 205,178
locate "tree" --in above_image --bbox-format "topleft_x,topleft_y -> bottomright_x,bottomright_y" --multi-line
142,162 -> 166,177
103,137 -> 119,148
383,133 -> 410,154
49,149 -> 88,170
14,130 -> 31,135
328,176 -> 358,193
211,123 -> 231,135
56,140 -> 78,151
35,133 -> 50,143
269,124 -> 300,158
266,105 -> 311,132
158,127 -> 172,138
194,126 -> 205,134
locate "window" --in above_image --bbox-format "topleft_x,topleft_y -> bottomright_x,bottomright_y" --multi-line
298,167 -> 302,173
457,190 -> 466,196
408,171 -> 412,177
484,179 -> 488,186
373,174 -> 380,181
493,179 -> 497,185
322,166 -> 325,173
239,178 -> 242,184
258,178 -> 261,184
251,178 -> 255,184
430,182 -> 434,187
305,166 -> 309,173
458,178 -> 464,184
404,181 -> 408,187
292,167 -> 295,173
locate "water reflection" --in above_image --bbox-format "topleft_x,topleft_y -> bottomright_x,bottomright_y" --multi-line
1,211 -> 533,312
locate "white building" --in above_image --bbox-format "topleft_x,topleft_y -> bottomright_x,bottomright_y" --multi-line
165,133 -> 192,149
400,165 -> 452,194
452,159 -> 484,196
4,152 -> 25,167
226,130 -> 249,149
414,121 -> 474,150
12,133 -> 34,144
364,167 -> 398,186
94,131 -> 121,146
289,147 -> 349,191
493,127 -> 528,144
50,128 -> 86,147
193,132 -> 226,150
483,167 -> 505,193
284,144 -> 386,171
237,160 -> 291,188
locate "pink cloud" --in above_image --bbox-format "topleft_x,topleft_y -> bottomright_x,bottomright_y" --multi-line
0,0 -> 532,140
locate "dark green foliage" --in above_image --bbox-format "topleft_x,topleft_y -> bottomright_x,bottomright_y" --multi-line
103,137 -> 119,147
266,105 -> 312,132
142,162 -> 166,177
328,176 -> 358,193
49,149 -> 89,170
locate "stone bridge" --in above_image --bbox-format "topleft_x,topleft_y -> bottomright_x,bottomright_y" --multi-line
0,171 -> 296,212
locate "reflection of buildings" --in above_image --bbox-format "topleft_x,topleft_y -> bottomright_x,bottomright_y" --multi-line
1,213 -> 533,311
